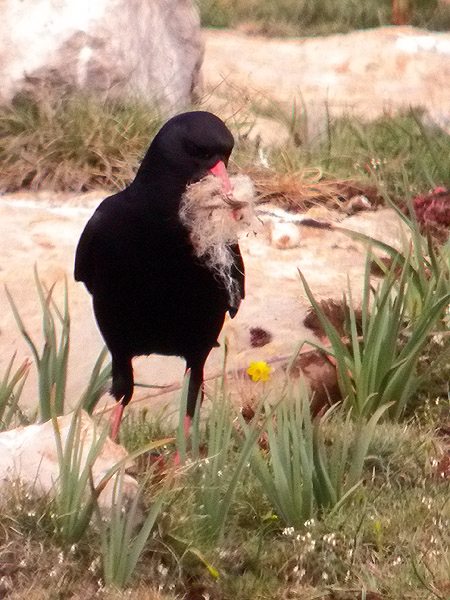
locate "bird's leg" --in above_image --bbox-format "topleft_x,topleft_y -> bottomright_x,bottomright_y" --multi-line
183,414 -> 193,438
173,358 -> 207,466
110,355 -> 133,442
185,358 -> 206,427
110,403 -> 125,442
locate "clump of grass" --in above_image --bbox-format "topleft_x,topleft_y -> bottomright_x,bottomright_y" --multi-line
95,468 -> 169,589
323,110 -> 450,197
0,90 -> 162,192
50,408 -> 111,544
241,380 -> 388,528
230,105 -> 450,208
176,372 -> 264,542
0,354 -> 30,431
299,204 -> 450,420
251,109 -> 450,200
36,403 -> 172,547
6,268 -> 70,421
198,0 -> 450,36
2,89 -> 450,202
6,269 -> 112,421
301,263 -> 448,420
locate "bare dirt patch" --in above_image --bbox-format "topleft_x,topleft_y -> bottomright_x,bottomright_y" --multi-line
201,26 -> 450,141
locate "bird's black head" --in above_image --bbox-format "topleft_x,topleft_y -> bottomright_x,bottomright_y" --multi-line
133,111 -> 235,196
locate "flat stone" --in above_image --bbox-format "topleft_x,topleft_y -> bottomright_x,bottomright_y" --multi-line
0,411 -> 138,510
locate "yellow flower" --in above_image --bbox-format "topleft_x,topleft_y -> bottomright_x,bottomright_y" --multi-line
247,360 -> 272,382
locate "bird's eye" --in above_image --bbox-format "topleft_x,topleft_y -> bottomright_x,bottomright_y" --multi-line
197,149 -> 213,160
193,146 -> 214,160
185,141 -> 213,161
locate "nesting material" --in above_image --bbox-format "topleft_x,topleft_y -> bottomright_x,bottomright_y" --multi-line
179,174 -> 256,304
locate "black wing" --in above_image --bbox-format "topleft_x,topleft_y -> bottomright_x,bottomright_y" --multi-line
228,242 -> 245,318
74,210 -> 104,294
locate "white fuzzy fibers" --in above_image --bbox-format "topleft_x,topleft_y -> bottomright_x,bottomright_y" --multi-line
179,174 -> 256,305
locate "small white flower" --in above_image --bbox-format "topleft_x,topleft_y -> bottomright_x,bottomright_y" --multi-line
0,576 -> 11,589
88,557 -> 100,573
282,527 -> 295,536
323,533 -> 337,547
432,333 -> 445,346
421,496 -> 433,509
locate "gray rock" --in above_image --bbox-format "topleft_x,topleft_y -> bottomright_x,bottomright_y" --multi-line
0,411 -> 138,511
0,0 -> 203,110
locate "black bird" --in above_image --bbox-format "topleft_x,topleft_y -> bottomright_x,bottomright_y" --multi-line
74,111 -> 245,440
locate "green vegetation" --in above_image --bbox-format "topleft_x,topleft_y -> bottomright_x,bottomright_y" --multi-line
198,0 -> 450,36
1,92 -> 450,200
6,268 -> 111,420
300,239 -> 449,420
232,107 -> 450,201
0,386 -> 449,598
0,91 -> 162,192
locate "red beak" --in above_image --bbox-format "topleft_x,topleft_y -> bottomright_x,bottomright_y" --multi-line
209,160 -> 232,194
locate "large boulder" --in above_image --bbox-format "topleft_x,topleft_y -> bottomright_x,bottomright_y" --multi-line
0,411 -> 138,510
0,0 -> 203,109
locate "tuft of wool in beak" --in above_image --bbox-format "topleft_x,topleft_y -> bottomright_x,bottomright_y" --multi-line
179,174 -> 256,304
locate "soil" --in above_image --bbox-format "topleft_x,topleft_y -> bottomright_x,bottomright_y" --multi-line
201,26 -> 450,143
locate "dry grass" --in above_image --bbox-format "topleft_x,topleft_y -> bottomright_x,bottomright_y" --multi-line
0,90 -> 162,193
1,91 -> 449,216
247,166 -> 381,212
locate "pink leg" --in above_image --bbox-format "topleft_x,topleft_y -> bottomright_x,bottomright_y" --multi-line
183,414 -> 192,438
172,415 -> 193,467
110,403 -> 124,442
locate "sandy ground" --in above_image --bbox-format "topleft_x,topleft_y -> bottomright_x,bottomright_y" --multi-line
201,26 -> 450,143
0,192 -> 406,418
